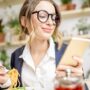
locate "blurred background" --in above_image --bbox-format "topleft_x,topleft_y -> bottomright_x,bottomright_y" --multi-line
0,0 -> 90,79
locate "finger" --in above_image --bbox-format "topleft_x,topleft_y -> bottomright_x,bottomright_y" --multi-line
0,66 -> 7,75
56,71 -> 66,77
71,67 -> 83,75
0,75 -> 9,84
71,72 -> 83,77
72,56 -> 83,67
57,64 -> 83,71
56,65 -> 83,77
56,71 -> 83,77
0,72 -> 6,75
56,64 -> 74,71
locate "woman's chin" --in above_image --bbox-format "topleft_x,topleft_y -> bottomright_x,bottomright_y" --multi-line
35,33 -> 52,40
42,35 -> 51,40
38,35 -> 51,41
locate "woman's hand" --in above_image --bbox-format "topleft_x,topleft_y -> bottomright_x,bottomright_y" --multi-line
0,66 -> 9,84
56,56 -> 83,77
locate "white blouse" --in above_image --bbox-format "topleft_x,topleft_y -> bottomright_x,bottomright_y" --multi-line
20,38 -> 56,90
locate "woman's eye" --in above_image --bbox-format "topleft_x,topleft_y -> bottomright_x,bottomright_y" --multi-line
39,13 -> 47,18
39,15 -> 46,18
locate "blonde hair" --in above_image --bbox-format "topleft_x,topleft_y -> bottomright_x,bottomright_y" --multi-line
53,29 -> 63,49
19,0 -> 63,49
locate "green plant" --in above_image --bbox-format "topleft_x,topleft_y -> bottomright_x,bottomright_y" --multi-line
0,19 -> 4,33
61,0 -> 72,4
76,18 -> 90,34
82,0 -> 90,8
0,49 -> 9,68
76,18 -> 90,31
8,19 -> 20,35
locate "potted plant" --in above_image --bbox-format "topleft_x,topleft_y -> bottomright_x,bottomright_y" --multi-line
8,18 -> 20,34
76,18 -> 90,35
82,0 -> 90,8
60,0 -> 76,11
0,49 -> 9,69
0,19 -> 5,42
8,18 -> 23,41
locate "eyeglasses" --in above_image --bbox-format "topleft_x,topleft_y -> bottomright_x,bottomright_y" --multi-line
32,10 -> 58,24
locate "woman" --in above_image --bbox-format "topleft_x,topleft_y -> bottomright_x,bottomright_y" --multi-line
0,0 -> 83,90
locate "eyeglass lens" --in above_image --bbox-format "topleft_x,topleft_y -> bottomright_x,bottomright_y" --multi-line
32,10 -> 57,23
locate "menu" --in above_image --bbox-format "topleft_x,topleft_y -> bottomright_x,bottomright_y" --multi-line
60,37 -> 90,67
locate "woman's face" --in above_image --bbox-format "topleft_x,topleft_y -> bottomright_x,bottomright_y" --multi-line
29,1 -> 56,40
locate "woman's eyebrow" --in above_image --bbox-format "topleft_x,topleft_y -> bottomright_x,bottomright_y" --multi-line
34,9 -> 56,14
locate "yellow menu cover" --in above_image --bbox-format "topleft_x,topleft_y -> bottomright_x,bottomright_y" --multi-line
60,37 -> 90,67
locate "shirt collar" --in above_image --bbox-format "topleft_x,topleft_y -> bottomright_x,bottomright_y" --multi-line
19,37 -> 55,59
47,37 -> 55,59
19,43 -> 36,70
19,43 -> 29,59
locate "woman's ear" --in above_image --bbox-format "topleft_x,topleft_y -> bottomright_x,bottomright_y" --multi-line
20,16 -> 27,27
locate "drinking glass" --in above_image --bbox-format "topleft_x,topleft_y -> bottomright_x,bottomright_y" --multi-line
54,69 -> 85,90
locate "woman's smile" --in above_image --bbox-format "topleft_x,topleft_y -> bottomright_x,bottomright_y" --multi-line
42,27 -> 53,33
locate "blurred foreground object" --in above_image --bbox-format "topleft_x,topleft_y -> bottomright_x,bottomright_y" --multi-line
55,68 -> 84,90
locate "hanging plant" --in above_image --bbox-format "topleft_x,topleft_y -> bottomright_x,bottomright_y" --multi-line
0,19 -> 5,42
82,0 -> 90,8
61,0 -> 72,4
0,19 -> 4,33
0,49 -> 9,68
76,18 -> 90,34
60,0 -> 76,11
8,18 -> 20,35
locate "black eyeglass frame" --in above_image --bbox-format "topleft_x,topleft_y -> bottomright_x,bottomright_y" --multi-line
32,10 -> 58,24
